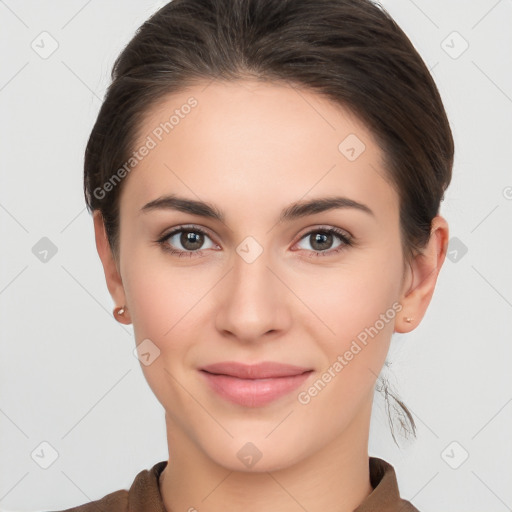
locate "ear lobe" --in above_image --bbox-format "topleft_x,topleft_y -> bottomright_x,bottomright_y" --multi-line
93,211 -> 130,323
395,215 -> 449,333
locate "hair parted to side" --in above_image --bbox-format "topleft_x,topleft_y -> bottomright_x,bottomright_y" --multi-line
84,0 -> 453,445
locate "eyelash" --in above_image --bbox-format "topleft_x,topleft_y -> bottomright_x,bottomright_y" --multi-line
156,225 -> 353,259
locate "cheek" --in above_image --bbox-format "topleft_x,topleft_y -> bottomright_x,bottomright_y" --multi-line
300,246 -> 403,374
123,257 -> 198,412
293,262 -> 401,426
126,272 -> 175,344
310,258 -> 401,335
122,243 -> 196,340
122,249 -> 215,380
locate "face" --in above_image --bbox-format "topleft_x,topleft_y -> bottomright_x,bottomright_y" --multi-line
101,80 -> 414,472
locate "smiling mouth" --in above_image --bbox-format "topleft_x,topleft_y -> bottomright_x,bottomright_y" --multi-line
199,367 -> 314,407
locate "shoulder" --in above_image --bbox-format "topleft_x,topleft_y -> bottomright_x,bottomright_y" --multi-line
50,489 -> 128,512
48,460 -> 167,512
354,457 -> 420,512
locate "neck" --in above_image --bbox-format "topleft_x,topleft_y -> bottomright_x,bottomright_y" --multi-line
159,401 -> 374,512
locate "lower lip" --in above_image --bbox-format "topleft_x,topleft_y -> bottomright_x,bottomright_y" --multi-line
200,370 -> 313,407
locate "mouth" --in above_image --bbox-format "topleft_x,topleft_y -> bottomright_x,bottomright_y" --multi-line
199,361 -> 314,407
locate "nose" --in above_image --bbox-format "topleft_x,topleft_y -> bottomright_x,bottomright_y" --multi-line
214,244 -> 292,343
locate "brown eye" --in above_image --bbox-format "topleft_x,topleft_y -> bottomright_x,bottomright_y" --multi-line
309,231 -> 335,251
158,226 -> 217,256
295,227 -> 352,257
180,230 -> 205,251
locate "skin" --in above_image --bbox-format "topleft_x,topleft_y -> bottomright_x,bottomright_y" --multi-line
94,80 -> 448,512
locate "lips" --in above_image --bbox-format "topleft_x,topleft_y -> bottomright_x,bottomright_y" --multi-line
200,361 -> 312,379
199,361 -> 314,407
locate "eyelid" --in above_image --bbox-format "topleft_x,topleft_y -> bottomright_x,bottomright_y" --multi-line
294,224 -> 352,243
159,223 -> 351,241
158,224 -> 217,242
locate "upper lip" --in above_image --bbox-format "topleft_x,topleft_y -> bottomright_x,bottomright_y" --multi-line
200,361 -> 312,379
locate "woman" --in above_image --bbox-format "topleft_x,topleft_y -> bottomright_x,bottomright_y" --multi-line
57,0 -> 452,510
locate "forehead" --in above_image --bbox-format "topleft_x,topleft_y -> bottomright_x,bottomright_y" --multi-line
120,80 -> 397,225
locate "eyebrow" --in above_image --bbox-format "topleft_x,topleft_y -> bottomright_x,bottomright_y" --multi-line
140,194 -> 375,222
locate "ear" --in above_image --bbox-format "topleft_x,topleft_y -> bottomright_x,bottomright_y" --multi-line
93,210 -> 131,325
394,215 -> 449,333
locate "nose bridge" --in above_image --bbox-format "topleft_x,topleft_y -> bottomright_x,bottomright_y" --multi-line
234,242 -> 270,290
230,235 -> 277,304
215,235 -> 287,339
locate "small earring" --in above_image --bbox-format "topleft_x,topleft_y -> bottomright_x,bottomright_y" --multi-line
404,316 -> 413,323
114,305 -> 126,318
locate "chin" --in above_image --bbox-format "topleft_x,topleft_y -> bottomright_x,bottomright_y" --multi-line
200,433 -> 310,474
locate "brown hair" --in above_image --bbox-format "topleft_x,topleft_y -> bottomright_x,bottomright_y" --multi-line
84,0 -> 453,445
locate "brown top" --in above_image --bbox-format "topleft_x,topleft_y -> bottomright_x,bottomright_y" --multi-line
52,456 -> 419,512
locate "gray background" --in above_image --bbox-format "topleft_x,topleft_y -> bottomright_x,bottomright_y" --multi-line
1,0 -> 511,511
